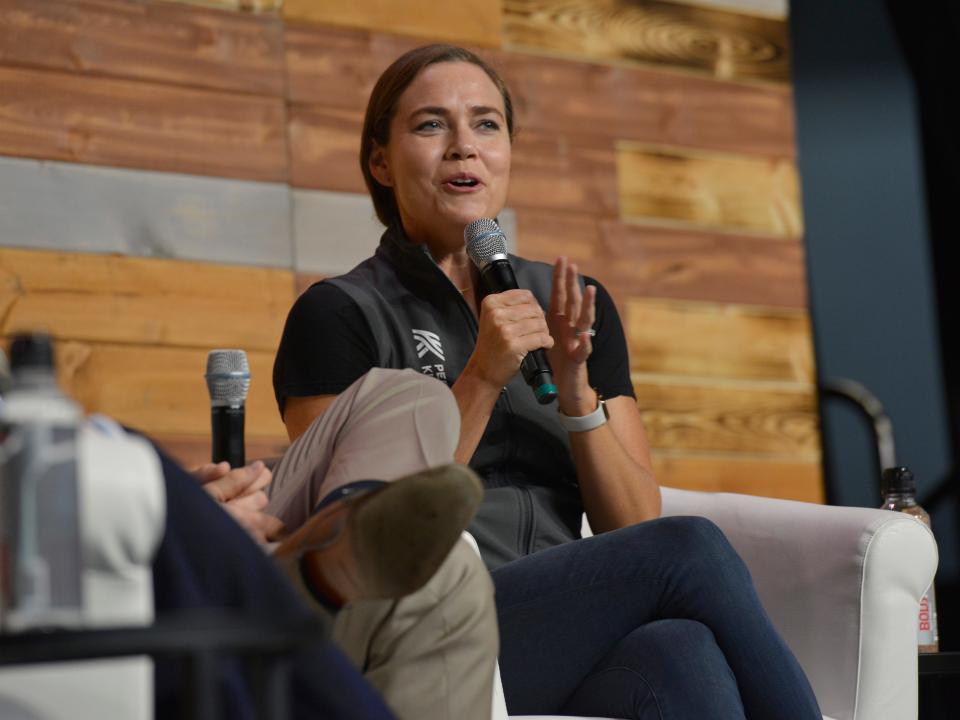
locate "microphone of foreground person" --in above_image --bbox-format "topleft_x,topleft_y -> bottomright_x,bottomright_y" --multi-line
465,218 -> 558,405
205,348 -> 249,468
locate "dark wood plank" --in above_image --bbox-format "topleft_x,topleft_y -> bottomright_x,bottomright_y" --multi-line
0,0 -> 285,95
288,104 -> 620,216
283,0 -> 503,47
283,23 -> 796,157
515,210 -> 809,308
288,104 -> 365,192
634,376 -> 818,456
284,23 -> 419,108
504,0 -> 790,84
508,131 -> 619,215
0,66 -> 287,181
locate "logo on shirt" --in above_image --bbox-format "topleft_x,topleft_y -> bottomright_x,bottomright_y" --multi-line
412,329 -> 445,361
413,329 -> 447,381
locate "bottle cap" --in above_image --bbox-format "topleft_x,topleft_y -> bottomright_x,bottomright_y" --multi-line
9,332 -> 55,372
882,466 -> 916,495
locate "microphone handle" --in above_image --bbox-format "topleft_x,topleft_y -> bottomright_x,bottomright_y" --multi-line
480,260 -> 558,405
211,405 -> 245,468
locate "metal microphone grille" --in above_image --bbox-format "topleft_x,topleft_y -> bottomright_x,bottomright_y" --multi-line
205,349 -> 250,407
464,218 -> 508,270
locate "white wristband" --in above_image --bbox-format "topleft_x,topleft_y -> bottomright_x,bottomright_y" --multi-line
558,395 -> 608,432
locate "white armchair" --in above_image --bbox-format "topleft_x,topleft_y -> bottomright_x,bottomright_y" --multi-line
490,487 -> 939,720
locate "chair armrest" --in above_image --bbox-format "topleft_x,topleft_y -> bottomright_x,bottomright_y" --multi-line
660,487 -> 938,720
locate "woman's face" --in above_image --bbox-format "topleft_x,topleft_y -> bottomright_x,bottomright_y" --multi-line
370,61 -> 511,249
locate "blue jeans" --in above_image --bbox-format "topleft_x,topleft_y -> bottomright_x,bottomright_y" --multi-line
492,516 -> 822,720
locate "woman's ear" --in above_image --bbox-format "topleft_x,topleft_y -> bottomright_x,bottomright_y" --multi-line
368,144 -> 393,187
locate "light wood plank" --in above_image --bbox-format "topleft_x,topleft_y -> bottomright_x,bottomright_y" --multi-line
0,0 -> 285,94
0,66 -> 287,181
618,143 -> 802,237
154,433 -> 290,471
0,249 -> 294,351
55,341 -> 287,438
625,298 -> 815,383
504,0 -> 790,83
515,210 -> 809,309
634,376 -> 819,456
0,157 -> 292,267
653,452 -> 824,503
283,23 -> 796,157
283,0 -> 503,48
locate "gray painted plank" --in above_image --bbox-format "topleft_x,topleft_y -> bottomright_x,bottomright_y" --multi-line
0,156 -> 519,274
292,188 -> 518,275
0,156 -> 292,267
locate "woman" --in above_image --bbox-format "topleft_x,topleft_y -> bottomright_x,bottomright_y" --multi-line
272,45 -> 822,719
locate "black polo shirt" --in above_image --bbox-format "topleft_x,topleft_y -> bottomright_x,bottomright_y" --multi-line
273,225 -> 635,568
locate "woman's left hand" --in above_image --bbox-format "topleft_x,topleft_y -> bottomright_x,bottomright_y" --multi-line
547,256 -> 597,414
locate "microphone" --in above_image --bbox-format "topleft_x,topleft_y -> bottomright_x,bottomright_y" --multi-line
205,349 -> 250,468
465,218 -> 558,405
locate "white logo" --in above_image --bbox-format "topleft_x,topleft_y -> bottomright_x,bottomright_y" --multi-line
413,329 -> 445,361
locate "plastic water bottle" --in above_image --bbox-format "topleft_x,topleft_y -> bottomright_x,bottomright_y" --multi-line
880,466 -> 939,653
0,332 -> 84,631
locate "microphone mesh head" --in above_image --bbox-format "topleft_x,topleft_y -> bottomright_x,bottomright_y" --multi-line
205,349 -> 250,407
464,218 -> 508,270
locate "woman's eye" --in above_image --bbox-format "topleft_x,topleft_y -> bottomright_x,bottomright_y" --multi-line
416,120 -> 443,131
478,119 -> 501,131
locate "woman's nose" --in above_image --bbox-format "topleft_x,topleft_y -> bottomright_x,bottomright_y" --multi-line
445,128 -> 478,160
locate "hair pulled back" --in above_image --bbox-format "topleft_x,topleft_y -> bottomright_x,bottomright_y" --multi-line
360,44 -> 515,227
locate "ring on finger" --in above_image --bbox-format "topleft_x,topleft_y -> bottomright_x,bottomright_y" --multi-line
575,328 -> 596,337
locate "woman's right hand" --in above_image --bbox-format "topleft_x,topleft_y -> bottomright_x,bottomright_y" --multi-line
465,289 -> 554,390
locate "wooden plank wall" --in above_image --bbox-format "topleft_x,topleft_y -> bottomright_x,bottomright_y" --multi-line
0,0 -> 821,502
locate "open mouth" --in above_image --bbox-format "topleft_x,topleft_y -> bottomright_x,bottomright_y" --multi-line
443,174 -> 482,190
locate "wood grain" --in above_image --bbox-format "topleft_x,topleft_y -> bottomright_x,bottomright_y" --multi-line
625,298 -> 815,383
283,0 -> 503,48
0,0 -> 285,94
283,23 -> 796,158
618,143 -> 802,237
0,249 -> 294,352
634,376 -> 818,456
0,66 -> 287,181
504,0 -> 790,83
508,131 -> 619,215
514,210 -> 809,309
55,341 -> 287,438
288,104 -> 620,216
288,104 -> 365,192
154,433 -> 290,471
653,452 -> 824,503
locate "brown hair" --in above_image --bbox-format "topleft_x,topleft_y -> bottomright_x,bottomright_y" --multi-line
360,44 -> 515,227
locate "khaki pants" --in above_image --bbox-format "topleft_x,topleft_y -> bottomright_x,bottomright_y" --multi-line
268,368 -> 497,720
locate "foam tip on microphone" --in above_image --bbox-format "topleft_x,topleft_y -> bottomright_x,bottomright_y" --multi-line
464,218 -> 509,270
205,349 -> 250,408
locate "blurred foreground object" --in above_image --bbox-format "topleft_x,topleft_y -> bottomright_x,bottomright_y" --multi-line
0,332 -> 83,632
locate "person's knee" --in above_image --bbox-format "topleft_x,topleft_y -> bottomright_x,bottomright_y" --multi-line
430,538 -> 497,634
651,516 -> 737,563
